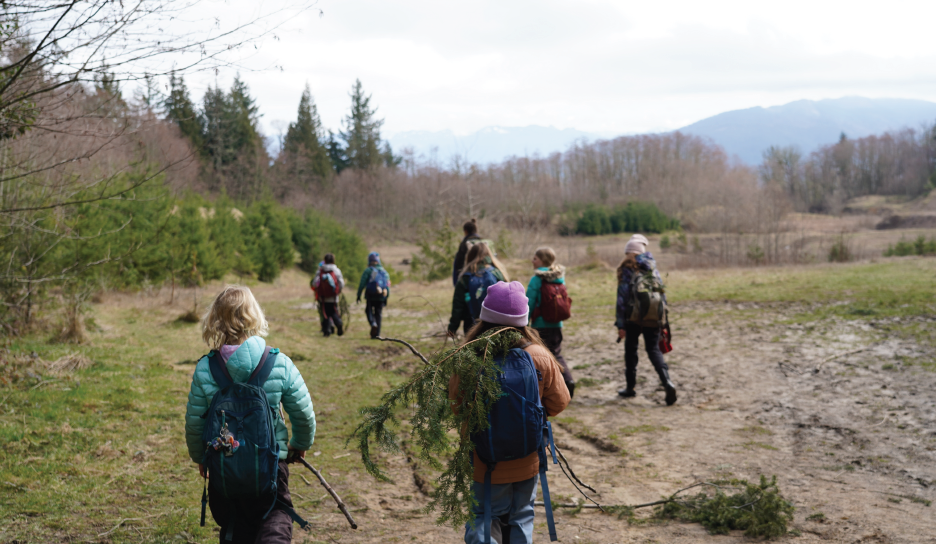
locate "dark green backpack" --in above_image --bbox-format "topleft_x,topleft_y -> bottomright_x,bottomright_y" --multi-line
627,269 -> 666,327
199,347 -> 308,538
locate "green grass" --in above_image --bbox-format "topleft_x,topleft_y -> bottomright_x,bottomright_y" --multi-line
737,425 -> 774,436
575,377 -> 609,387
619,424 -> 669,436
0,270 -> 453,542
666,259 -> 936,320
565,259 -> 936,329
741,440 -> 779,451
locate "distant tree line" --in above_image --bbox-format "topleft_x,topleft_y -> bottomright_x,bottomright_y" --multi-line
165,76 -> 400,202
760,127 -> 936,213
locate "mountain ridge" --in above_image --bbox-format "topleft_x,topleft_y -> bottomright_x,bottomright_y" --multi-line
387,97 -> 936,167
677,96 -> 936,164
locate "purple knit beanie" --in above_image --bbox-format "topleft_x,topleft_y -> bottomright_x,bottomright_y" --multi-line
480,281 -> 529,327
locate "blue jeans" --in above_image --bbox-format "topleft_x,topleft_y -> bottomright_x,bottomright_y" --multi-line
464,475 -> 537,544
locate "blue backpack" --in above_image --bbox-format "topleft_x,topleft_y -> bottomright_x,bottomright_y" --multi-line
464,267 -> 499,319
469,346 -> 559,544
365,267 -> 390,299
199,347 -> 309,539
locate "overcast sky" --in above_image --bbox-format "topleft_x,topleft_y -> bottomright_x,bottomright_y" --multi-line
179,0 -> 936,140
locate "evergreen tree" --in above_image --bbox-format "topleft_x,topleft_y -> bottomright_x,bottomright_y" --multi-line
201,84 -> 232,170
283,84 -> 333,181
200,76 -> 269,201
327,130 -> 349,174
382,141 -> 402,168
340,79 -> 385,171
164,73 -> 204,150
208,195 -> 251,276
227,76 -> 263,159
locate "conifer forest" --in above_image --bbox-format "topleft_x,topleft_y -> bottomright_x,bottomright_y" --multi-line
1,2 -> 934,543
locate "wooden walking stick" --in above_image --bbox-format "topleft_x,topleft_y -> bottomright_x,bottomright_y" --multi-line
297,457 -> 359,529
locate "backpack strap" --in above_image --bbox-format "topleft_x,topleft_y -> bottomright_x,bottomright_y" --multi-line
247,347 -> 278,387
538,452 -> 558,541
277,499 -> 311,531
482,462 -> 496,544
200,473 -> 208,527
538,429 -> 559,542
207,351 -> 234,390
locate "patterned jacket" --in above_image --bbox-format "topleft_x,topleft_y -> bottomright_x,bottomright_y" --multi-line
615,252 -> 665,329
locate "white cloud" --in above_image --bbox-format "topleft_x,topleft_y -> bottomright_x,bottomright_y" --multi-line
171,0 -> 936,139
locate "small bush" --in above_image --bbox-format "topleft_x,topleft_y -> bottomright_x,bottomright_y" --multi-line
828,235 -> 853,263
660,235 -> 671,250
495,230 -> 515,259
692,236 -> 703,253
747,244 -> 765,265
410,218 -> 459,281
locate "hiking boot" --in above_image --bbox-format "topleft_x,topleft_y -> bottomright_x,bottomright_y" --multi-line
657,368 -> 678,406
370,324 -> 379,339
617,388 -> 636,398
336,323 -> 344,337
664,384 -> 677,406
624,368 -> 636,391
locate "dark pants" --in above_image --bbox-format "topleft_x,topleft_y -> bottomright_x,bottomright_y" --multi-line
624,323 -> 669,389
365,299 -> 384,337
460,302 -> 475,335
322,302 -> 343,336
535,328 -> 574,384
208,460 -> 294,544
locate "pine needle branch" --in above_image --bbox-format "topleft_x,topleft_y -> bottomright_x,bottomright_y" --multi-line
349,327 -> 523,528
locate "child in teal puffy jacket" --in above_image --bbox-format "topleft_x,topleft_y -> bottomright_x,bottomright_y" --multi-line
185,285 -> 315,543
526,247 -> 575,398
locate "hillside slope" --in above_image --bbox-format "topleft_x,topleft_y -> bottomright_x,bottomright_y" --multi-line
678,97 -> 936,164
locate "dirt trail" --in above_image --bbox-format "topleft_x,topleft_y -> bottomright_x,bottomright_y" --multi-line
300,302 -> 936,543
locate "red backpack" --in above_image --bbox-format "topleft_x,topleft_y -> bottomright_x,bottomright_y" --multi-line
535,282 -> 572,323
315,269 -> 341,299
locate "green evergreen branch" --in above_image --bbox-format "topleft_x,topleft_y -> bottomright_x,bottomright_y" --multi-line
596,476 -> 794,538
350,327 -> 523,528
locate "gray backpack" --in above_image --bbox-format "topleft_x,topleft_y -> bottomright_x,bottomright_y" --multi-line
627,269 -> 666,327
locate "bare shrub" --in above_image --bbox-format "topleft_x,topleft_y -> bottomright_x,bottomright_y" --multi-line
48,353 -> 94,375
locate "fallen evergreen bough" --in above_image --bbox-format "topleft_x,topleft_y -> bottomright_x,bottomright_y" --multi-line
349,328 -> 522,528
550,475 -> 794,538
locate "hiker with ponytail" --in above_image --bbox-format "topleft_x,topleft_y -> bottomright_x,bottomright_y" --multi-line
447,242 -> 509,337
452,218 -> 481,286
526,246 -> 576,398
615,234 -> 677,406
448,281 -> 570,544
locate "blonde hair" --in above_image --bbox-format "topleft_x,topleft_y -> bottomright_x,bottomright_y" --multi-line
462,242 -> 510,282
202,285 -> 269,349
534,247 -> 556,267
